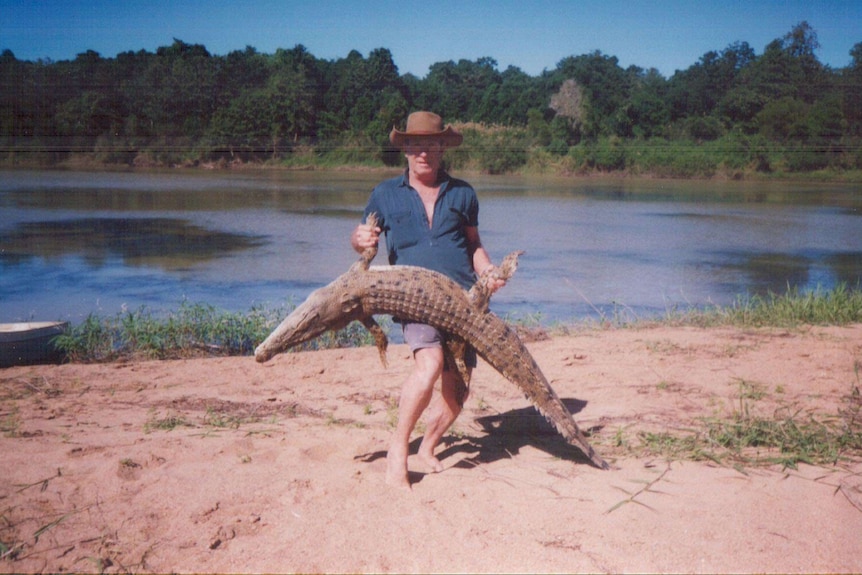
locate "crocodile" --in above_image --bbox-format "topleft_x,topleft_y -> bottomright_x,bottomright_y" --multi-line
255,214 -> 608,470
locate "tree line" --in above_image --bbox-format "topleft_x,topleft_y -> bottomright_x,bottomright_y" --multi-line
1,21 -> 860,177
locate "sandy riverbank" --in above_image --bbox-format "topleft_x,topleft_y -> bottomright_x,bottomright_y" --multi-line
1,324 -> 861,573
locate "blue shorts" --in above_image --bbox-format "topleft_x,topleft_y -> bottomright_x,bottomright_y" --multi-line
401,322 -> 477,369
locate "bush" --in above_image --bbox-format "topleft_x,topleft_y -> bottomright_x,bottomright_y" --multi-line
630,140 -> 716,178
590,137 -> 627,171
685,116 -> 724,141
708,133 -> 772,172
474,129 -> 528,174
546,138 -> 569,156
783,145 -> 832,172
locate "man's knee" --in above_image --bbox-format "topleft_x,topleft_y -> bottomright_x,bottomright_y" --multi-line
413,347 -> 444,382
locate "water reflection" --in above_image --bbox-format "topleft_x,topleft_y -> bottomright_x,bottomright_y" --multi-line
711,250 -> 862,294
0,169 -> 379,213
0,218 -> 265,270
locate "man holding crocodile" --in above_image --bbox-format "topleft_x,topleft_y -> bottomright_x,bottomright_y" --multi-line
351,111 -> 507,489
256,111 -> 607,479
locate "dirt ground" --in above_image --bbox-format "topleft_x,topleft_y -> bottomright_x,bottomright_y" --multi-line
1,324 -> 861,574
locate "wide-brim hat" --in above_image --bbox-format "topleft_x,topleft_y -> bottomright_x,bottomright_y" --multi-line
389,111 -> 463,148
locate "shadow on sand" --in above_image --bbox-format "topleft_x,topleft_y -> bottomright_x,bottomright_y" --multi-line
354,398 -> 601,484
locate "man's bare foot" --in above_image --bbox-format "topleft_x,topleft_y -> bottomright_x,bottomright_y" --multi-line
417,449 -> 444,473
385,448 -> 412,490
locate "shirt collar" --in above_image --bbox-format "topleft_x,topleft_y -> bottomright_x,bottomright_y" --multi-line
399,168 -> 452,191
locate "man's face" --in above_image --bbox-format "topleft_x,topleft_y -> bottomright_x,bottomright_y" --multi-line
404,137 -> 445,179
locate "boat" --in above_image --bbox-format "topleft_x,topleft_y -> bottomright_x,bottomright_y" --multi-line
0,322 -> 69,368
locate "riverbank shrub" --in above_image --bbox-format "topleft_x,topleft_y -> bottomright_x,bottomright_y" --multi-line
444,124 -> 529,174
7,123 -> 860,183
54,302 -> 282,362
628,140 -> 718,178
661,283 -> 862,328
52,285 -> 862,363
717,283 -> 862,327
54,301 -> 392,362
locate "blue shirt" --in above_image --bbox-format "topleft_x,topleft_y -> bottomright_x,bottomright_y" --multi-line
364,170 -> 479,289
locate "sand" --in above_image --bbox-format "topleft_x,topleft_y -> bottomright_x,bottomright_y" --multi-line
1,324 -> 861,573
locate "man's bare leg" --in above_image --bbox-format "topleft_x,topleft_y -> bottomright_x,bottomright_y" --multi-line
417,368 -> 469,473
386,347 -> 443,489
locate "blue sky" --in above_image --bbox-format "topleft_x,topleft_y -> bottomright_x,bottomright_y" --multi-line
2,0 -> 859,77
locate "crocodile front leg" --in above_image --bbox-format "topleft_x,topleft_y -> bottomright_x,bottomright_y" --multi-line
469,250 -> 524,312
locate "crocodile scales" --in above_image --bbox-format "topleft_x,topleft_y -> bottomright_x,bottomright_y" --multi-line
255,214 -> 608,469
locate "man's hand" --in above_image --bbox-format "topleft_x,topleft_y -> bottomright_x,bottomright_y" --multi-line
351,222 -> 380,253
481,265 -> 507,294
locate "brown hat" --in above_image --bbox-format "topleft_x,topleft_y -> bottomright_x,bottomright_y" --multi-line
389,111 -> 463,148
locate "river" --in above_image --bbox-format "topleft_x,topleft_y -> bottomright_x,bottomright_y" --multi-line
1,169 -> 860,325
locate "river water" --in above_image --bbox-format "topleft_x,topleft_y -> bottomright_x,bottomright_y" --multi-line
1,169 -> 860,325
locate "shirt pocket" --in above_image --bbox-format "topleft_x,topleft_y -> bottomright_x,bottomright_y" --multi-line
388,210 -> 422,250
439,207 -> 469,235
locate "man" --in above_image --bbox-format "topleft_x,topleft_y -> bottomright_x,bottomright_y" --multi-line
351,111 -> 505,489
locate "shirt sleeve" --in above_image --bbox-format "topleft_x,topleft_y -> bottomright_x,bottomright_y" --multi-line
467,188 -> 479,227
364,188 -> 384,228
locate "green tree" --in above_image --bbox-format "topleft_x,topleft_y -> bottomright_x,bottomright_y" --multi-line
666,41 -> 755,121
618,67 -> 669,138
209,63 -> 317,158
716,85 -> 762,133
494,65 -> 544,125
526,108 -> 552,146
554,51 -> 632,139
807,94 -> 845,144
0,50 -> 30,144
742,22 -> 829,105
419,57 -> 502,122
1,26 -> 857,174
842,42 -> 862,137
217,46 -> 270,107
50,50 -> 129,149
133,39 -> 219,138
321,48 -> 406,143
756,97 -> 809,142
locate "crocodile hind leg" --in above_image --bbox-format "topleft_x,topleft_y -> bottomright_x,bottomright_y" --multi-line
360,316 -> 389,368
443,337 -> 471,407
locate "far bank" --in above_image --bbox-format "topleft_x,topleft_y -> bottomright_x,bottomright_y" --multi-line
4,131 -> 862,185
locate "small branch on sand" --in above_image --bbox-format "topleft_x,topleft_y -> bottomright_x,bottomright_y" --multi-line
606,462 -> 672,514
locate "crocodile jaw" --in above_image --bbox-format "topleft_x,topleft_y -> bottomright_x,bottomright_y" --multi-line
254,284 -> 358,362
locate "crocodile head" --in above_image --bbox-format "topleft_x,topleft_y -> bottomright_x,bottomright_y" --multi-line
255,282 -> 363,362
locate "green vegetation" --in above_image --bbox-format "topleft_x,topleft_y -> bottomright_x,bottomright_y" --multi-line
616,376 -> 862,469
2,22 -> 861,179
51,285 -> 861,363
54,302 -> 282,362
53,300 -> 392,363
539,283 -> 862,335
661,283 -> 862,329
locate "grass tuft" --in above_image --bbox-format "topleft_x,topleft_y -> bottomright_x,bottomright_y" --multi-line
623,377 -> 862,469
661,283 -> 862,329
144,411 -> 191,433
